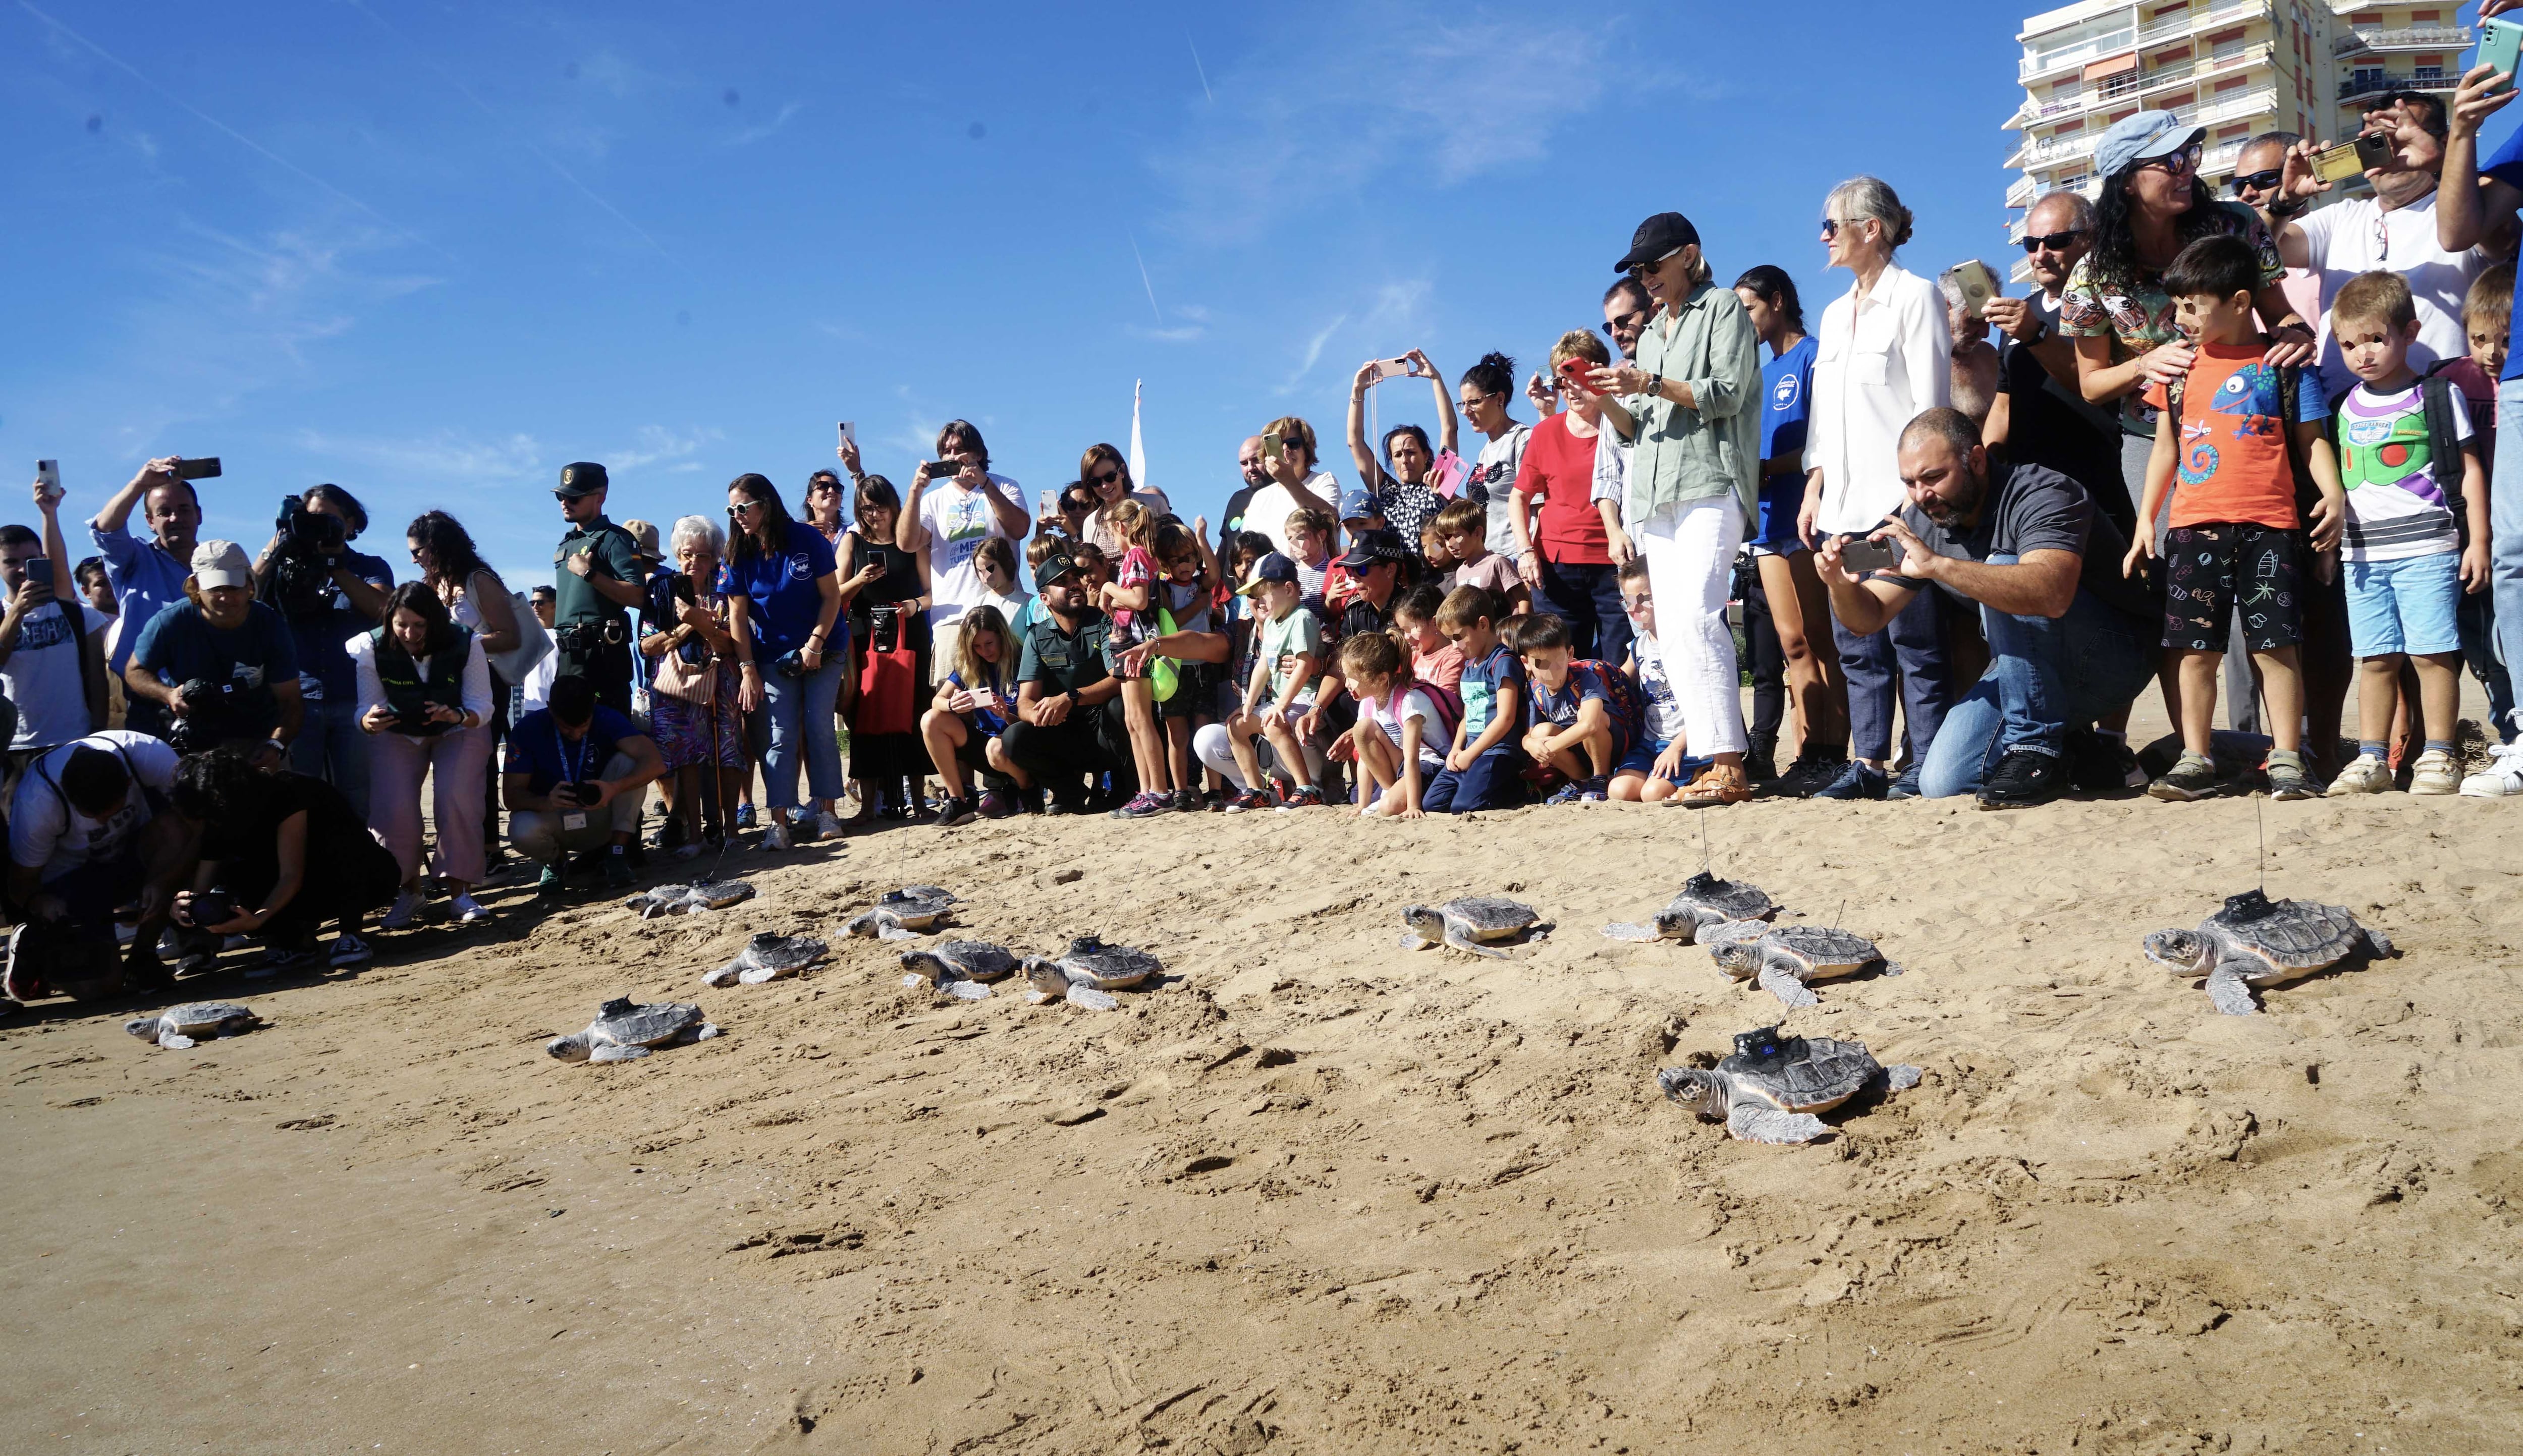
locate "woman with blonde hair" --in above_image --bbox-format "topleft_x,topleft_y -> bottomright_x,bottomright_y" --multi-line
919,603 -> 1031,824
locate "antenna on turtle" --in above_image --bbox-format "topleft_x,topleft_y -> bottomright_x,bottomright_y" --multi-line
1833,898 -> 1845,930
2256,795 -> 2266,896
1701,815 -> 1710,875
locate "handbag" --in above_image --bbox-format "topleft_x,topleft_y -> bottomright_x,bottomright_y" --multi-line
485,585 -> 553,686
855,640 -> 920,737
651,639 -> 716,705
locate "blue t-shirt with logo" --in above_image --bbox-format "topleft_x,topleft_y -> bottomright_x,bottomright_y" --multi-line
1457,643 -> 1526,744
505,705 -> 641,795
718,527 -> 838,656
1759,335 -> 1818,462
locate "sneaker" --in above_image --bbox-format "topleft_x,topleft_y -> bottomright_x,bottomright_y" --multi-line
1811,761 -> 1888,801
1276,785 -> 1327,812
536,863 -> 566,900
1675,762 -> 1752,807
977,790 -> 1016,819
670,841 -> 702,860
812,809 -> 851,842
2326,754 -> 2392,796
1744,737 -> 1779,785
2409,748 -> 2461,796
122,946 -> 174,993
1224,788 -> 1273,813
735,803 -> 756,830
1976,749 -> 2065,810
2148,752 -> 2221,802
602,852 -> 635,889
2266,750 -> 2316,801
1886,762 -> 1924,800
1171,788 -> 1202,812
4,924 -> 47,1002
760,818 -> 794,852
246,944 -> 317,979
1766,750 -> 1851,799
380,890 -> 423,932
2461,742 -> 2523,798
934,795 -> 977,827
1110,791 -> 1170,819
452,894 -> 491,924
1547,775 -> 1609,805
327,933 -> 373,968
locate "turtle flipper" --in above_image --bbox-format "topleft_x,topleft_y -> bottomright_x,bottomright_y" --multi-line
588,1042 -> 651,1062
1600,922 -> 1661,942
701,964 -> 743,988
1877,961 -> 1906,977
737,965 -> 784,984
157,1028 -> 196,1050
2204,962 -> 2261,1016
2365,927 -> 2397,959
1727,1103 -> 1828,1144
1397,932 -> 1432,951
1065,984 -> 1121,1012
947,980 -> 992,1001
1443,926 -> 1506,959
1882,1064 -> 1923,1092
1757,965 -> 1820,1009
878,925 -> 920,943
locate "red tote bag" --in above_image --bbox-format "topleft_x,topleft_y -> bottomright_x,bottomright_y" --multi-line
854,645 -> 920,737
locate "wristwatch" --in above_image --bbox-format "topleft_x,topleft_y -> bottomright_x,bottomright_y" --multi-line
2023,316 -> 2052,346
1647,371 -> 1664,396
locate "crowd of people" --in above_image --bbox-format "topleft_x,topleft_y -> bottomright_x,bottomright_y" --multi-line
11,65 -> 2523,1005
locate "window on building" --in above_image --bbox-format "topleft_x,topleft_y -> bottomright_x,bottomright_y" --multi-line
2414,63 -> 2445,83
2212,36 -> 2244,61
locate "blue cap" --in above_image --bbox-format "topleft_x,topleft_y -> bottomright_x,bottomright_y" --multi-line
2094,110 -> 2204,183
1237,551 -> 1299,596
1339,486 -> 1383,521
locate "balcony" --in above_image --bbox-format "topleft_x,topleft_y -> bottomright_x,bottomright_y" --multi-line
2334,25 -> 2471,57
2191,83 -> 2278,127
2338,69 -> 2455,103
2011,131 -> 2101,171
2021,25 -> 2136,81
2007,40 -> 2269,129
2006,174 -> 2037,208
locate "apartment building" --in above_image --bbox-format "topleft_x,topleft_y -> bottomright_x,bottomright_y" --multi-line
2002,1 -> 2472,276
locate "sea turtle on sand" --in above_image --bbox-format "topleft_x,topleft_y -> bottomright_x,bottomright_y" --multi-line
2142,889 -> 2395,1016
1601,872 -> 1778,943
624,880 -> 756,919
1399,898 -> 1546,958
1707,922 -> 1902,1008
1021,936 -> 1164,1011
702,933 -> 829,988
1657,1025 -> 1923,1144
899,941 -> 1020,1000
844,887 -> 959,941
546,996 -> 719,1063
124,1001 -> 261,1050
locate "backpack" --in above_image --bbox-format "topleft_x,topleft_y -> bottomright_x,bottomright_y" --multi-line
1576,659 -> 1650,743
1402,674 -> 1462,748
2322,372 -> 2473,547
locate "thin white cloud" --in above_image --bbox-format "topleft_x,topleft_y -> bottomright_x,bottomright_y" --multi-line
727,100 -> 803,146
1279,312 -> 1351,393
293,428 -> 544,485
1130,325 -> 1206,344
607,425 -> 722,474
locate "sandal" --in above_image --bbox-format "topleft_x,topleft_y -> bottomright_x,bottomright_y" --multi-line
1673,762 -> 1751,808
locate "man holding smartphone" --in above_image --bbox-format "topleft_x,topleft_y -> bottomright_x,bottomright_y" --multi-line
503,674 -> 665,897
1,480 -> 112,796
86,457 -> 205,738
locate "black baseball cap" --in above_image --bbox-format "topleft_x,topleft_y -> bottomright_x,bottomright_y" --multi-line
1614,212 -> 1701,274
1036,551 -> 1083,586
556,461 -> 610,498
1335,527 -> 1410,571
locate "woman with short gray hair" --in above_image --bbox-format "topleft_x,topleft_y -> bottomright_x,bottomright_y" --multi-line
638,513 -> 745,854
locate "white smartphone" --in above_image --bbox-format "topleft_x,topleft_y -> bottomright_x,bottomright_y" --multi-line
36,460 -> 62,500
1039,488 -> 1060,517
836,421 -> 855,449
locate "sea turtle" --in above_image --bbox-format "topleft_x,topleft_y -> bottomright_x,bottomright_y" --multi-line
2142,889 -> 2395,1015
845,887 -> 959,941
1399,898 -> 1546,958
546,996 -> 720,1063
702,933 -> 830,988
624,880 -> 756,919
1656,1025 -> 1923,1144
1021,936 -> 1164,1011
1602,872 -> 1779,943
1707,922 -> 1902,1008
123,1001 -> 262,1050
899,940 -> 1020,1000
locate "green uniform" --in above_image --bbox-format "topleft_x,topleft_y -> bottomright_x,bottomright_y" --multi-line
550,515 -> 640,711
1016,608 -> 1114,697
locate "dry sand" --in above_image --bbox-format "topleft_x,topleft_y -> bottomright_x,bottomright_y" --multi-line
8,712 -> 2523,1452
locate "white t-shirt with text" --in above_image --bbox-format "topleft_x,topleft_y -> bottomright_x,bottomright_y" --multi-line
3,601 -> 109,750
919,473 -> 1023,630
7,730 -> 179,881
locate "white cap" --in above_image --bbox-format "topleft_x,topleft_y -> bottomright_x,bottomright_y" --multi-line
190,539 -> 253,591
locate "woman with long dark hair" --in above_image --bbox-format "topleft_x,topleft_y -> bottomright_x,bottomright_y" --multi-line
841,474 -> 931,819
355,580 -> 494,927
723,473 -> 845,850
1345,349 -> 1458,557
407,510 -> 521,867
1080,443 -> 1171,556
1458,351 -> 1532,565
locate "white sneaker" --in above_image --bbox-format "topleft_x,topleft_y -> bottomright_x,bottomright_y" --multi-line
812,809 -> 849,842
2409,748 -> 2461,796
328,933 -> 373,967
2461,742 -> 2523,798
380,890 -> 423,931
760,818 -> 794,852
2325,754 -> 2392,796
670,842 -> 701,861
452,894 -> 491,924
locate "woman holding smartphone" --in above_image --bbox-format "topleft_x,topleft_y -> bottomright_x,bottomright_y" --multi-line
1345,350 -> 1459,558
840,475 -> 929,821
919,604 -> 1030,825
355,582 -> 494,929
723,473 -> 846,851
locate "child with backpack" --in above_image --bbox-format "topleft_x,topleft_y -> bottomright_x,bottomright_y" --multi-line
2122,234 -> 2344,802
1338,630 -> 1450,818
2317,270 -> 2489,797
1512,612 -> 1649,804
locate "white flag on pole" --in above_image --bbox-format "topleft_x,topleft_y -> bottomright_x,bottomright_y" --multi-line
1128,378 -> 1146,492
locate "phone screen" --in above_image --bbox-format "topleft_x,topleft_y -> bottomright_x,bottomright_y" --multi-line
27,558 -> 53,588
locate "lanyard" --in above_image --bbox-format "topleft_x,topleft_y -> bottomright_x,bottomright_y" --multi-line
554,720 -> 591,785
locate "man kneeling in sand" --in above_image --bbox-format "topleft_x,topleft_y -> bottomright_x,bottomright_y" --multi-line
1815,408 -> 2155,811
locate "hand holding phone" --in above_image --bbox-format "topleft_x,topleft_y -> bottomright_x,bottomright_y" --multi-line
26,558 -> 55,593
2480,18 -> 2523,94
1837,534 -> 1903,575
172,457 -> 222,481
1366,357 -> 1414,384
1262,431 -> 1285,463
35,461 -> 62,503
2313,140 -> 2367,183
1947,260 -> 1999,321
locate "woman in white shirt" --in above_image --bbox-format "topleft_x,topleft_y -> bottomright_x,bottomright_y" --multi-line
354,581 -> 495,927
1456,352 -> 1533,564
1798,175 -> 1954,800
1239,416 -> 1341,558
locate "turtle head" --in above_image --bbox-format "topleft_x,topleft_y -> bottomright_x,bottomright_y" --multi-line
2143,929 -> 2210,973
1399,905 -> 1445,943
1656,1067 -> 1726,1120
844,912 -> 882,938
898,949 -> 946,984
1703,920 -> 1763,971
1651,906 -> 1710,941
1021,957 -> 1068,995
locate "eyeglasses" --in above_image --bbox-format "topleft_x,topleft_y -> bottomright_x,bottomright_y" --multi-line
2019,228 -> 2088,254
2228,169 -> 2284,196
2141,143 -> 2204,177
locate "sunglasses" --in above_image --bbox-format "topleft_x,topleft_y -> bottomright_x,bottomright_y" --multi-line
2019,228 -> 2088,254
728,499 -> 763,517
1820,217 -> 1849,238
1090,468 -> 1123,486
2141,142 -> 2203,176
1625,247 -> 1681,280
1061,495 -> 1094,513
2228,169 -> 2284,196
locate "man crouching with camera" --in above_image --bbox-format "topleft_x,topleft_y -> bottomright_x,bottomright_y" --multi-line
503,673 -> 666,898
548,462 -> 645,716
256,483 -> 392,820
1816,408 -> 2155,811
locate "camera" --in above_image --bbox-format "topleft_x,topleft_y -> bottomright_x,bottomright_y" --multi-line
269,494 -> 348,617
770,648 -> 808,679
167,677 -> 266,753
868,602 -> 902,653
184,890 -> 238,928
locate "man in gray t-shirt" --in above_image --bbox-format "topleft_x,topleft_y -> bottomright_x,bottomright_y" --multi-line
1816,408 -> 2157,809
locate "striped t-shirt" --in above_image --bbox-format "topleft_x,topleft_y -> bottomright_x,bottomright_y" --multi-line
2335,383 -> 2469,563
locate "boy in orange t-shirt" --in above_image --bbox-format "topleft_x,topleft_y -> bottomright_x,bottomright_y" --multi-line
2123,234 -> 2344,802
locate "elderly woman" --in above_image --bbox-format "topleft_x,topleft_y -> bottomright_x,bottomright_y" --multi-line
724,473 -> 846,851
355,581 -> 494,929
124,539 -> 304,761
1586,210 -> 1764,808
1796,175 -> 1953,802
1345,349 -> 1458,557
639,515 -> 747,855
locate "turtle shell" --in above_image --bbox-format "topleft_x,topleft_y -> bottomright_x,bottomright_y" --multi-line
1719,1033 -> 1882,1113
2203,891 -> 2363,972
1058,936 -> 1162,989
1445,897 -> 1541,936
1762,925 -> 1880,974
589,997 -> 705,1046
686,880 -> 756,910
158,1001 -> 258,1036
1672,872 -> 1775,923
738,933 -> 827,972
936,940 -> 1018,981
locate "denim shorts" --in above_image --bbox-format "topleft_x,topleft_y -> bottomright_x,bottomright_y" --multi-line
1745,476 -> 1809,557
2344,551 -> 2461,658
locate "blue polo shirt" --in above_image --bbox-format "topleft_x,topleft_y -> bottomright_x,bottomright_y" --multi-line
87,523 -> 190,674
718,527 -> 838,656
1759,335 -> 1818,463
505,705 -> 642,795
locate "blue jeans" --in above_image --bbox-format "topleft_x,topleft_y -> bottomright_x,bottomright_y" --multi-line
1919,573 -> 2157,800
2493,374 -> 2523,733
1833,574 -> 1951,764
288,695 -> 372,823
1537,556 -> 1632,667
749,656 -> 845,812
1423,743 -> 1528,813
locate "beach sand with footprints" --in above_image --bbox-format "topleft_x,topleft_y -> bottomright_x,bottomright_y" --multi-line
7,707 -> 2523,1452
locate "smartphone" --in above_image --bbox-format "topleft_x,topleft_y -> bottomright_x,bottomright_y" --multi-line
2353,130 -> 2396,174
2314,141 -> 2367,183
173,457 -> 222,480
36,460 -> 61,498
970,686 -> 998,711
1262,431 -> 1284,462
1366,357 -> 1413,384
2481,18 -> 2523,93
923,460 -> 962,477
836,421 -> 855,450
1556,357 -> 1596,393
27,558 -> 52,588
1948,260 -> 2000,320
1039,488 -> 1061,518
1838,535 -> 1903,575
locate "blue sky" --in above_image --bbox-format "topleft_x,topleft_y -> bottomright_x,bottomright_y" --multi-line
7,1 -> 2516,594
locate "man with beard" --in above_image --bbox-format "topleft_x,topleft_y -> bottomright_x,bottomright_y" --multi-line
1815,409 -> 2154,810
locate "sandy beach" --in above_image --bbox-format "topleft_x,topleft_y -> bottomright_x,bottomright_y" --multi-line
8,697 -> 2523,1452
